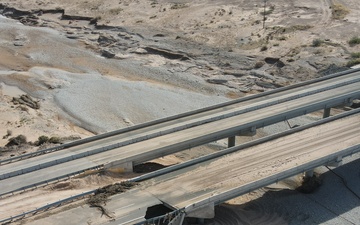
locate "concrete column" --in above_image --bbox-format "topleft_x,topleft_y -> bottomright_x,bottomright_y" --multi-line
228,136 -> 236,148
305,170 -> 314,178
323,108 -> 331,118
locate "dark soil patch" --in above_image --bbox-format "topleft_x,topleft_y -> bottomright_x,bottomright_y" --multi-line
133,162 -> 167,173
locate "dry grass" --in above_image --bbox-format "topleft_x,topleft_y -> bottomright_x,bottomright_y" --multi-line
332,4 -> 350,20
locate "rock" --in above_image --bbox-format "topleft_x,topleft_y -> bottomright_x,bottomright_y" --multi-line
144,46 -> 190,60
265,57 -> 285,68
206,79 -> 228,84
153,34 -> 165,37
12,94 -> 40,109
118,32 -> 132,40
319,64 -> 349,76
250,70 -> 276,80
223,70 -> 247,77
131,48 -> 148,54
255,80 -> 281,89
254,61 -> 265,68
98,34 -> 117,46
101,49 -> 116,58
13,41 -> 25,46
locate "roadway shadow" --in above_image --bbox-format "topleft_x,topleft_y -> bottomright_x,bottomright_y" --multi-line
211,157 -> 360,225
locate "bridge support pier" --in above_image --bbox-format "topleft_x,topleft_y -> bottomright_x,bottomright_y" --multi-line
228,127 -> 257,148
327,156 -> 343,167
323,108 -> 331,118
228,136 -> 236,148
304,169 -> 314,178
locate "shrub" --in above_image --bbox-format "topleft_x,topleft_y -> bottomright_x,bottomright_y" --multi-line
49,136 -> 61,144
6,135 -> 27,147
346,58 -> 360,67
351,52 -> 360,58
260,46 -> 268,51
37,135 -> 49,146
312,39 -> 323,47
349,37 -> 360,46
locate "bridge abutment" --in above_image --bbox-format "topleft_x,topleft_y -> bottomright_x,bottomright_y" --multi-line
104,161 -> 134,173
304,169 -> 314,178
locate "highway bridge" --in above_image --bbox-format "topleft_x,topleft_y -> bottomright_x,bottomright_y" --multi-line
0,68 -> 360,224
111,110 -> 360,225
15,108 -> 360,225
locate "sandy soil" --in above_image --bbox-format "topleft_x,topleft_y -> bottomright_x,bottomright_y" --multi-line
0,0 -> 359,224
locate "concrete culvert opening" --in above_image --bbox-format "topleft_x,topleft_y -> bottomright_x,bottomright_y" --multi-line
145,204 -> 173,220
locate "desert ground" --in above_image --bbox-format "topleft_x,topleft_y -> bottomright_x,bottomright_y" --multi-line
0,0 -> 360,224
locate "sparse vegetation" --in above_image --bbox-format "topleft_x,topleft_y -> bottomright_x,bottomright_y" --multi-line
36,135 -> 49,146
349,36 -> 360,46
312,39 -> 323,47
170,3 -> 188,10
3,130 -> 12,139
6,134 -> 27,147
351,52 -> 360,58
331,4 -> 350,20
346,58 -> 360,67
109,7 -> 123,15
346,51 -> 360,67
48,136 -> 61,144
290,24 -> 313,31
